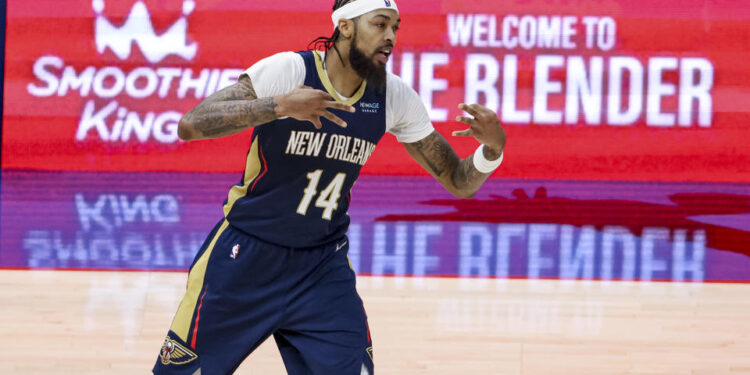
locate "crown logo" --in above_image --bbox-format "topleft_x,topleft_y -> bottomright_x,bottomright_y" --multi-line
92,0 -> 198,64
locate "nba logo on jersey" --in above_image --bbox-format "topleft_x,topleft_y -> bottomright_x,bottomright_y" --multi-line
384,0 -> 391,7
230,244 -> 240,259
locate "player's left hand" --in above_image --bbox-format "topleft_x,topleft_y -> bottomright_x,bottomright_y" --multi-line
452,103 -> 506,156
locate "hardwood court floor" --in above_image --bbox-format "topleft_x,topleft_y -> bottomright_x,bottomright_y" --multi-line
1,270 -> 749,374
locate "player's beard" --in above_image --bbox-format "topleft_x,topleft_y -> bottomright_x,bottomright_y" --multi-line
349,32 -> 387,92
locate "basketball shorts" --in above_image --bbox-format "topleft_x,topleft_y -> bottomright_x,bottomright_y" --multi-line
153,219 -> 374,375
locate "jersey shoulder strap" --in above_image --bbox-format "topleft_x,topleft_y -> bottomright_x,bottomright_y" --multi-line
297,50 -> 322,88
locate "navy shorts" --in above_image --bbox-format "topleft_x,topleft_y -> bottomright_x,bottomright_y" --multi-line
153,219 -> 374,374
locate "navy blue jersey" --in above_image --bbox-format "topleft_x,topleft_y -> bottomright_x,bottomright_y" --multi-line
222,50 -> 386,248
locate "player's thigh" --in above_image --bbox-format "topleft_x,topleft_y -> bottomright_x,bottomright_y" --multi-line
275,327 -> 373,375
273,331 -> 310,375
154,224 -> 288,374
279,244 -> 374,374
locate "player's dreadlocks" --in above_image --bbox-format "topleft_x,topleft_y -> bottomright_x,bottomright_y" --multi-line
308,0 -> 358,65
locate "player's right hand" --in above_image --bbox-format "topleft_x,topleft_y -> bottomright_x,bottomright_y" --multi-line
274,85 -> 356,129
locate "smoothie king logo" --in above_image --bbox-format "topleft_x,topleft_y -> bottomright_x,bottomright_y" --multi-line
93,0 -> 197,63
26,0 -> 243,144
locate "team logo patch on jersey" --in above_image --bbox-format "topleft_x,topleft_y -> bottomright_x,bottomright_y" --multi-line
160,337 -> 198,365
366,346 -> 374,361
230,244 -> 240,259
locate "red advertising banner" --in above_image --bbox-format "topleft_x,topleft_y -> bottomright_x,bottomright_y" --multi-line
3,0 -> 750,181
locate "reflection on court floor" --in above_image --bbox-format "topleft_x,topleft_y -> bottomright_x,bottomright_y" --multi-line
2,171 -> 749,282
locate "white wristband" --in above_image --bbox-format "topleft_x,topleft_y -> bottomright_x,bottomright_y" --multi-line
472,145 -> 503,174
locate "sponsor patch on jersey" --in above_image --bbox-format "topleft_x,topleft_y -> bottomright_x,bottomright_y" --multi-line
359,102 -> 380,113
160,337 -> 198,365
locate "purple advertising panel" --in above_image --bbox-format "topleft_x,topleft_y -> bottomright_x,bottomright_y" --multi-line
2,171 -> 749,283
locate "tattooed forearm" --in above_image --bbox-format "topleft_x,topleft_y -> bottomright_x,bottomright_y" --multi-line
411,134 -> 457,177
450,147 -> 502,190
179,75 -> 278,140
405,131 -> 498,199
450,155 -> 487,192
191,97 -> 278,137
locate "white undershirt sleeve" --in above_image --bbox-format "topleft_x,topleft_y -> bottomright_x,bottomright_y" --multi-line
239,52 -> 305,98
242,56 -> 434,142
386,73 -> 435,143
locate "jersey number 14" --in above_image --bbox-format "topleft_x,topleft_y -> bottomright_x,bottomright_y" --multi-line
296,170 -> 347,220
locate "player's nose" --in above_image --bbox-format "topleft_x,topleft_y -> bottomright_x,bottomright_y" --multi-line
384,27 -> 396,44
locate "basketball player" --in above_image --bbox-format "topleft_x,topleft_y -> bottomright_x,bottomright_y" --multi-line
153,0 -> 506,373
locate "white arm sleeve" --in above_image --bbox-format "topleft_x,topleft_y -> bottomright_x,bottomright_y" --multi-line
386,73 -> 435,143
239,52 -> 305,98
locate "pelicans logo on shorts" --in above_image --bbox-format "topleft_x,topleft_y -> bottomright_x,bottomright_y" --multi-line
159,337 -> 198,365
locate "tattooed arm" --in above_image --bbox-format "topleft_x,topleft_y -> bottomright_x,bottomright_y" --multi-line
178,76 -> 355,141
403,104 -> 506,199
178,75 -> 270,141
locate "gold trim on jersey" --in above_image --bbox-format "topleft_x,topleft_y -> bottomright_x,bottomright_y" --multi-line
313,50 -> 367,105
170,219 -> 229,342
170,137 -> 262,341
223,137 -> 262,217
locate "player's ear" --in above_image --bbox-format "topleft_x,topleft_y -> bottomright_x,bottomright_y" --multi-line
338,19 -> 355,39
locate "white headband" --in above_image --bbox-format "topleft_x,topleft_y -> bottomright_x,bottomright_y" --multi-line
331,0 -> 399,30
